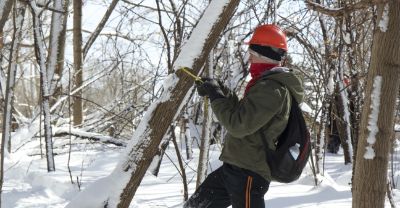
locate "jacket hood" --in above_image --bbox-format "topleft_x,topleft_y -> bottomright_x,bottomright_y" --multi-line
261,67 -> 304,103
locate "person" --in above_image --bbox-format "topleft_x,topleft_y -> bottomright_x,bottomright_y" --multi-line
183,24 -> 304,208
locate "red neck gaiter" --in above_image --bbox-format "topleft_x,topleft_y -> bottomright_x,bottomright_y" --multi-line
245,63 -> 277,94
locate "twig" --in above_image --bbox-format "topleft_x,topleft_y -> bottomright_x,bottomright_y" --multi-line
305,0 -> 389,17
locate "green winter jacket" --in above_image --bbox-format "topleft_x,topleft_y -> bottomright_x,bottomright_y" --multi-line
211,68 -> 304,181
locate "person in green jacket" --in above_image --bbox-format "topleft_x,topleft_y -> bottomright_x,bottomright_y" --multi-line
184,24 -> 304,208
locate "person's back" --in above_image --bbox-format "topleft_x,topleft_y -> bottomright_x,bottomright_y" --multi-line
184,24 -> 304,208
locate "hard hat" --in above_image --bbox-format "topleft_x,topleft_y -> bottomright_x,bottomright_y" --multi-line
247,24 -> 288,51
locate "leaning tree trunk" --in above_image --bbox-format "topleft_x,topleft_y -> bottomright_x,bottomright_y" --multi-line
66,1 -> 240,207
352,3 -> 400,208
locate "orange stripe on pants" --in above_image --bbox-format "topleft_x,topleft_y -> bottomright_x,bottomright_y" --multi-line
246,176 -> 253,208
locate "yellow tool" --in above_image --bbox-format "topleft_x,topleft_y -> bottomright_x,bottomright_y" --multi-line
179,67 -> 203,83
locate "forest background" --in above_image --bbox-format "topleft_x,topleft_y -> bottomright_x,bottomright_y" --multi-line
0,0 -> 399,207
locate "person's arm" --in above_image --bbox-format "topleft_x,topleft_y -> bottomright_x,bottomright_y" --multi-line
211,80 -> 287,138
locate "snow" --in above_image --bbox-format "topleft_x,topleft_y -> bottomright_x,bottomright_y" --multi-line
173,0 -> 230,71
342,32 -> 351,45
364,76 -> 382,160
327,71 -> 335,95
378,4 -> 389,32
3,139 -> 400,207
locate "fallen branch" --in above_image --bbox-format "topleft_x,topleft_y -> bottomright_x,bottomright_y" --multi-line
53,127 -> 126,147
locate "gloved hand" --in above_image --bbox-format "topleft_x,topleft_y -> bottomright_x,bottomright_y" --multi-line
196,78 -> 225,101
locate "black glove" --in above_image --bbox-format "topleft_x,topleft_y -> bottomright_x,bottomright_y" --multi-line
196,78 -> 225,101
216,79 -> 232,96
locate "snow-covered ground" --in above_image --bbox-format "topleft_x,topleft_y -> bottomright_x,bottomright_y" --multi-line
3,137 -> 400,208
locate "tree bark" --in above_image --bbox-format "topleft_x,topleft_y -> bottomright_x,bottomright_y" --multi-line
196,98 -> 211,188
352,2 -> 400,208
196,54 -> 213,188
30,2 -> 56,172
114,1 -> 240,207
73,0 -> 83,126
333,85 -> 352,164
48,0 -> 69,104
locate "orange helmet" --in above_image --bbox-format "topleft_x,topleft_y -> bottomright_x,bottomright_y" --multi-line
247,24 -> 288,51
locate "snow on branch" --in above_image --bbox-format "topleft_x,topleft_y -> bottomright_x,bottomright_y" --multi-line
364,75 -> 382,160
53,127 -> 127,147
306,0 -> 389,17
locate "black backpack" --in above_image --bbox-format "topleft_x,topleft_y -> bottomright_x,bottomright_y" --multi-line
261,95 -> 311,183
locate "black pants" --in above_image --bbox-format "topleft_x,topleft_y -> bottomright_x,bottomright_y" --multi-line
184,163 -> 270,208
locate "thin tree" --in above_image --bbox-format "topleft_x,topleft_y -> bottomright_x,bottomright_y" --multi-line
0,2 -> 26,204
72,0 -> 83,126
196,55 -> 213,188
29,1 -> 56,172
353,2 -> 400,208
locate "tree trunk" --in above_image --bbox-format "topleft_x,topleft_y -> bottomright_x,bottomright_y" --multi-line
1,2 -> 26,155
315,96 -> 328,175
196,54 -> 213,188
196,98 -> 211,188
333,84 -> 352,164
170,125 -> 188,201
48,0 -> 69,104
352,3 -> 400,208
30,2 -> 55,172
1,2 -> 26,203
73,0 -> 83,126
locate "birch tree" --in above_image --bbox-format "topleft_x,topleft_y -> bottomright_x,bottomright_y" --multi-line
353,2 -> 400,208
66,0 -> 240,207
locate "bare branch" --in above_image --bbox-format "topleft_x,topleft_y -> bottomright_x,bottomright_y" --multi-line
83,0 -> 120,60
305,0 -> 389,17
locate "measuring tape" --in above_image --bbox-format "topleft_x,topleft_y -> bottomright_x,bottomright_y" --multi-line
179,67 -> 203,83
